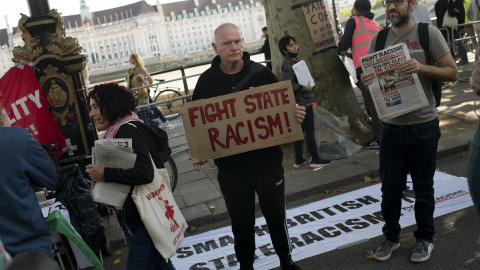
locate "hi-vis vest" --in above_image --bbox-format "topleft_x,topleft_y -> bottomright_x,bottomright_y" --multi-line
352,16 -> 381,70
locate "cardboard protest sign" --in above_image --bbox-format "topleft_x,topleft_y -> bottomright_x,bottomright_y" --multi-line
181,81 -> 304,160
302,1 -> 337,52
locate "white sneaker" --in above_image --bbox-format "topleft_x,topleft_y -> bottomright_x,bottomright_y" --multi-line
310,158 -> 330,168
293,159 -> 307,169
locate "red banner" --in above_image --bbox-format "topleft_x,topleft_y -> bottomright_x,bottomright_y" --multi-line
0,64 -> 66,156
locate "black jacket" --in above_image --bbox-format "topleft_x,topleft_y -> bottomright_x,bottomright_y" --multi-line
104,121 -> 164,233
260,35 -> 271,60
192,52 -> 283,171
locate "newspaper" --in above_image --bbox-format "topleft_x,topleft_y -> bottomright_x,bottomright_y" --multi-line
91,139 -> 136,209
360,42 -> 428,120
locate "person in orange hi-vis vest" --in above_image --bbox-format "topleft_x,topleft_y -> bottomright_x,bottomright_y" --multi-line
338,0 -> 382,149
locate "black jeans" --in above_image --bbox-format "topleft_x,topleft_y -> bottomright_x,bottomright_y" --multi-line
217,166 -> 292,267
379,119 -> 440,242
467,121 -> 480,226
294,105 -> 319,161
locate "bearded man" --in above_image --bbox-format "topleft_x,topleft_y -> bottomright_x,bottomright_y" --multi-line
361,0 -> 458,263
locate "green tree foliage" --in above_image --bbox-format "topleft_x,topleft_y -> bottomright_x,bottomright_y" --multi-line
340,8 -> 351,18
372,0 -> 384,9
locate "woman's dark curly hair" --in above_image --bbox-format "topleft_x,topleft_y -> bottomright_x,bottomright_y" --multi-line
87,83 -> 137,124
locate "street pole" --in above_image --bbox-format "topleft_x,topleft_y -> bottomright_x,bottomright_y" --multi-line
27,0 -> 50,18
331,0 -> 343,37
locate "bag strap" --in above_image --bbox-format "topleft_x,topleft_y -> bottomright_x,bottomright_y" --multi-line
231,62 -> 264,93
374,28 -> 390,52
418,23 -> 432,65
126,122 -> 161,168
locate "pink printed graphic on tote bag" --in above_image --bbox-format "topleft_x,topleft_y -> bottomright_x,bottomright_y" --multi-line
145,183 -> 180,233
146,183 -> 166,200
164,200 -> 180,232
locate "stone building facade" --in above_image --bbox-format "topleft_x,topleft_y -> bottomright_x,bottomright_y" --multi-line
0,0 -> 267,77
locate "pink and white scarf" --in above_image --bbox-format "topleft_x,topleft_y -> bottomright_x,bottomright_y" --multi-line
103,112 -> 143,139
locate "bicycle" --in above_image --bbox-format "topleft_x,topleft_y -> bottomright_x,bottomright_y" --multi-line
150,79 -> 185,119
164,156 -> 178,192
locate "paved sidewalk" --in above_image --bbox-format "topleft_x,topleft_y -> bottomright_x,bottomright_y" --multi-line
103,61 -> 480,250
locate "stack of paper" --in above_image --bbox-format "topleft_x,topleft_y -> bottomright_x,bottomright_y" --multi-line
292,60 -> 315,87
91,139 -> 136,209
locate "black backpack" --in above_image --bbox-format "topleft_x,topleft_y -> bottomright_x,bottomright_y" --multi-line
129,121 -> 172,164
374,23 -> 443,107
148,123 -> 172,163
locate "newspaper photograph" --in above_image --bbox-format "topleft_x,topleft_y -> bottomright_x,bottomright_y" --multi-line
360,42 -> 428,120
91,139 -> 136,209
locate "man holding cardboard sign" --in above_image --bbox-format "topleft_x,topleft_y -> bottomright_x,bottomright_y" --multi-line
190,23 -> 305,270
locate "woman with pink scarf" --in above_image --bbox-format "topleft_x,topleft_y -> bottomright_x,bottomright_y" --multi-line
85,83 -> 175,270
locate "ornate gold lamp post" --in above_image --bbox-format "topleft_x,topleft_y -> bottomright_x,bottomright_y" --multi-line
13,0 -> 97,165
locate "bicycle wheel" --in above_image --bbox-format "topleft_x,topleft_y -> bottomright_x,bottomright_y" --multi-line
154,89 -> 184,119
164,156 -> 178,192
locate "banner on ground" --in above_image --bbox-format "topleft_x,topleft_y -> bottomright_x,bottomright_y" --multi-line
181,81 -> 303,160
171,171 -> 472,269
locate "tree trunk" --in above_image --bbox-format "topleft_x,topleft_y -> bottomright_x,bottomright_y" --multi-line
262,0 -> 372,144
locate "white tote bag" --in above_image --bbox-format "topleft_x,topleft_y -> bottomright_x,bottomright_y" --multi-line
443,2 -> 458,28
131,161 -> 187,260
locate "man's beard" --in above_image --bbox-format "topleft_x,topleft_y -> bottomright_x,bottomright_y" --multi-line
388,3 -> 411,28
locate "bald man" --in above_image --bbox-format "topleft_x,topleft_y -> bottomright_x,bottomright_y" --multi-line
192,23 -> 303,270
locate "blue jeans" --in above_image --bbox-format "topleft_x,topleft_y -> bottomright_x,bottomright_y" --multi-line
379,119 -> 440,242
138,109 -> 154,125
442,28 -> 468,61
117,211 -> 175,270
468,121 -> 480,227
454,30 -> 468,61
138,108 -> 167,125
149,96 -> 167,123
